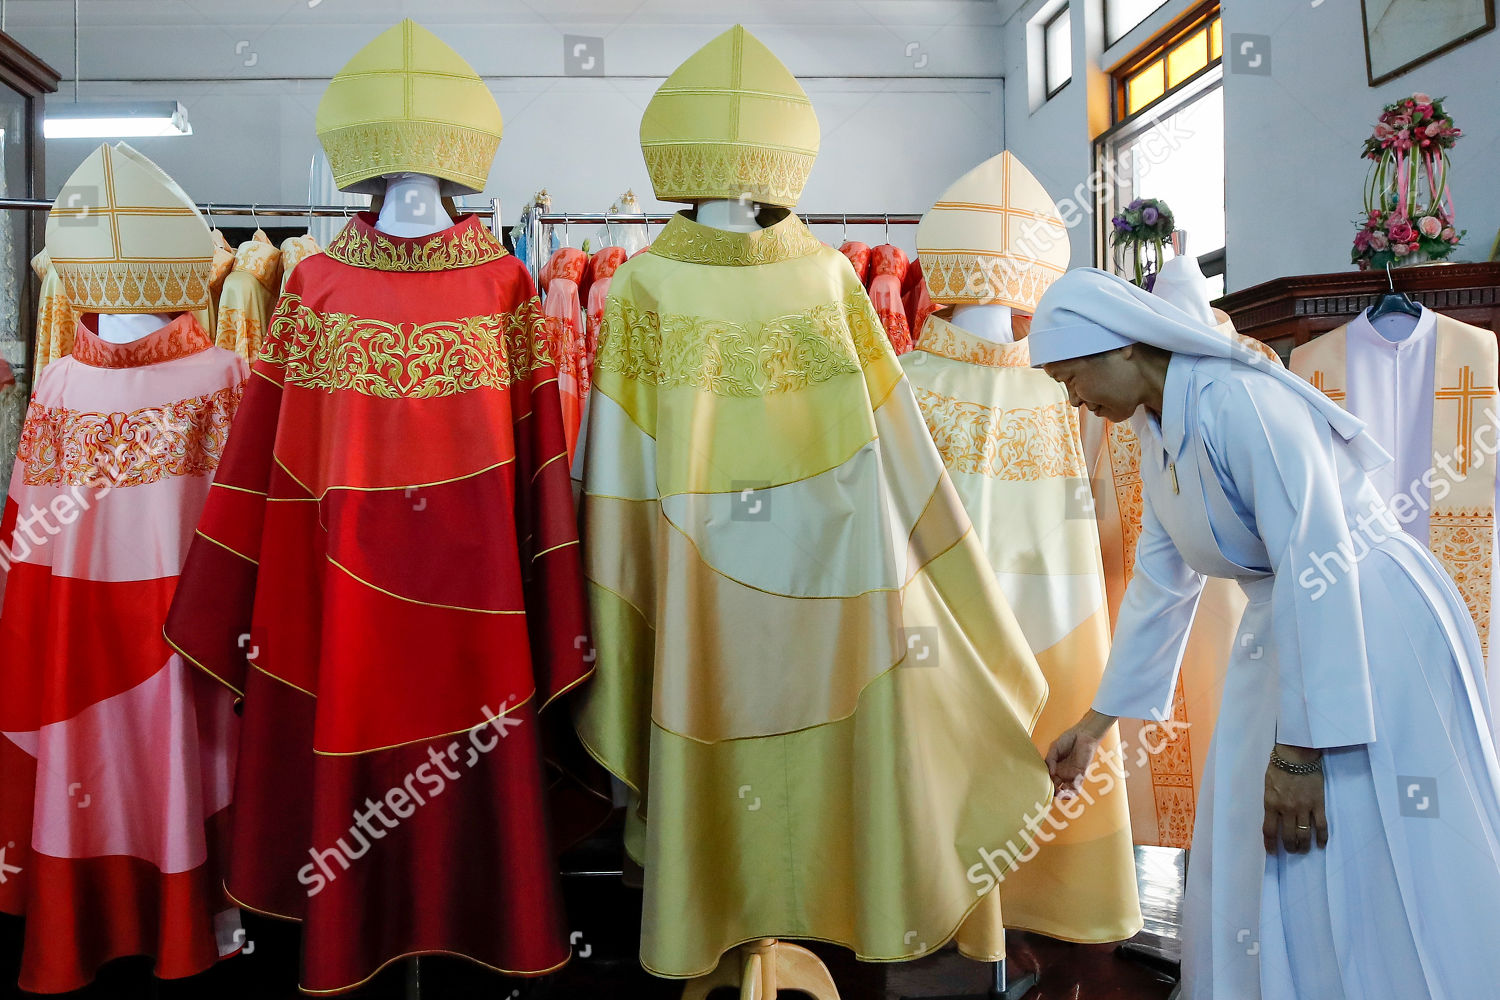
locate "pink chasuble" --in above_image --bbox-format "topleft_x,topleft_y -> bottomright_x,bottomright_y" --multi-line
0,314 -> 247,993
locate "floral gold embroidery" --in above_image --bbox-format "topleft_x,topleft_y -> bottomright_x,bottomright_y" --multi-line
919,251 -> 1065,312
593,289 -> 888,397
215,307 -> 266,362
642,145 -> 815,213
649,210 -> 825,267
320,120 -> 499,197
72,316 -> 213,369
55,259 -> 214,314
262,292 -> 553,398
917,316 -> 1032,369
912,387 -> 1086,480
325,218 -> 509,272
1431,507 -> 1494,659
1108,422 -> 1145,579
18,382 -> 244,489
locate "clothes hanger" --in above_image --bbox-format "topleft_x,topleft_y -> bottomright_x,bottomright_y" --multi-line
1367,261 -> 1423,321
841,213 -> 848,244
883,214 -> 891,245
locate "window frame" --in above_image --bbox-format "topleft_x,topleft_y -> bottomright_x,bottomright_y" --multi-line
1043,3 -> 1073,101
1092,66 -> 1226,282
1109,1 -> 1220,124
1104,0 -> 1170,48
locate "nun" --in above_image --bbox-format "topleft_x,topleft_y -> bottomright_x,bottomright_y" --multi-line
1037,268 -> 1500,998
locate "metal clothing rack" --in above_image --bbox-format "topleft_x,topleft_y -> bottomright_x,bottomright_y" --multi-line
0,197 -> 506,237
529,210 -> 922,291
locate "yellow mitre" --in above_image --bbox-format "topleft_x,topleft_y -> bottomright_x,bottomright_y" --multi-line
46,142 -> 215,314
640,25 -> 820,208
917,151 -> 1071,314
316,19 -> 503,195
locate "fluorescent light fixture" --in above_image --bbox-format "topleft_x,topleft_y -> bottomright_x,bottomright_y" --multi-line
44,101 -> 192,139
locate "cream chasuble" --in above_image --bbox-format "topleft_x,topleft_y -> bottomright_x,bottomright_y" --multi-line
1291,309 -> 1498,696
213,233 -> 282,361
1080,324 -> 1281,849
903,314 -> 1141,944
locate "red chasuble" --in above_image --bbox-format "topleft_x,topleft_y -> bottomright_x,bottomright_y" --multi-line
0,315 -> 247,993
163,213 -> 594,994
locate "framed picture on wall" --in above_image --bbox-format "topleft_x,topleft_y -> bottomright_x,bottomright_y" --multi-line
1361,0 -> 1496,86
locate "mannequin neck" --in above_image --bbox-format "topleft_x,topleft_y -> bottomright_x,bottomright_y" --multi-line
951,304 -> 1014,344
694,198 -> 765,233
376,173 -> 453,238
96,313 -> 171,344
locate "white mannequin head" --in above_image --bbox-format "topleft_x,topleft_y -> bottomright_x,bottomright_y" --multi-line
693,195 -> 767,233
375,172 -> 454,238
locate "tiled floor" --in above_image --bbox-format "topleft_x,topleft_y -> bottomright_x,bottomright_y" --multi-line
0,845 -> 1184,999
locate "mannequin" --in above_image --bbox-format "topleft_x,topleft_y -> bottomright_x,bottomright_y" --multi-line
693,197 -> 766,232
96,313 -> 173,344
950,303 -> 1014,344
375,172 -> 453,238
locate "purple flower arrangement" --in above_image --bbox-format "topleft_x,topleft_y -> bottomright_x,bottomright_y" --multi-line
1110,197 -> 1176,286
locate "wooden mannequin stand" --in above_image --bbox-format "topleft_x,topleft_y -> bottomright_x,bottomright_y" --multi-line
682,939 -> 840,1000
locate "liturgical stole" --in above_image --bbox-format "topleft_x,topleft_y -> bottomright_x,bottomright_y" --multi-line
1293,313 -> 1497,662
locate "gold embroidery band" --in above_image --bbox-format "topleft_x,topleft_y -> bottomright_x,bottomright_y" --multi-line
18,383 -> 244,489
912,387 -> 1086,481
262,293 -> 556,398
593,289 -> 887,398
324,218 -> 509,272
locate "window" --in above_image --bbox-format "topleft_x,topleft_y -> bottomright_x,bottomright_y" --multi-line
1106,0 -> 1170,47
1044,6 -> 1072,99
1095,4 -> 1226,285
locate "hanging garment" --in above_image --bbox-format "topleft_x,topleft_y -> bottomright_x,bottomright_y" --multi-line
542,246 -> 588,461
573,205 -> 1055,978
0,358 -> 18,497
901,313 -> 1141,943
279,233 -> 321,293
1292,307 -> 1500,720
0,314 -> 247,994
1035,267 -> 1500,1000
585,247 -> 629,379
163,213 -> 594,994
869,244 -> 914,354
902,258 -> 939,348
838,240 -> 871,284
203,230 -> 236,333
214,232 -> 283,362
29,251 -> 77,379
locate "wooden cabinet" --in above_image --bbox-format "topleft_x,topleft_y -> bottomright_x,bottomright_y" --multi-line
1216,262 -> 1500,362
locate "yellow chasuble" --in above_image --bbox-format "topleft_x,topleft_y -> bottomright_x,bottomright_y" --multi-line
1080,326 -> 1281,849
279,234 -> 320,293
902,314 -> 1141,943
574,209 -> 1054,977
213,232 -> 282,361
1292,313 -> 1497,664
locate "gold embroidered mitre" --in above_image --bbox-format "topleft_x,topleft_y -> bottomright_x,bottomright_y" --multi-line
917,151 -> 1070,313
46,142 -> 215,314
640,24 -> 820,208
316,18 -> 503,195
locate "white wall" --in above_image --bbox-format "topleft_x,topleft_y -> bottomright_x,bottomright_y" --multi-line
1001,0 -> 1500,293
5,0 -> 1011,254
1222,0 -> 1500,290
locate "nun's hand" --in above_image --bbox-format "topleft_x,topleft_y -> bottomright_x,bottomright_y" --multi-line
1045,710 -> 1116,796
1263,745 -> 1328,855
